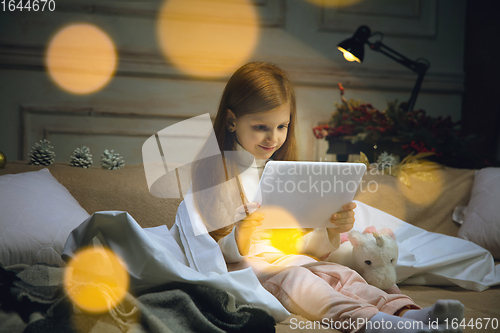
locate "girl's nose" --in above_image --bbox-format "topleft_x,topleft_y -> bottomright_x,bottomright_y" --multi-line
266,130 -> 278,144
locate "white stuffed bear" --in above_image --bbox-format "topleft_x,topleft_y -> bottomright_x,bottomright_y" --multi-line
325,227 -> 399,291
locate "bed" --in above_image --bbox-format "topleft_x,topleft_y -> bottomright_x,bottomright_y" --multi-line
1,161 -> 499,333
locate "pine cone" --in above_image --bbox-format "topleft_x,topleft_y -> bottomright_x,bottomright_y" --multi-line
70,146 -> 93,168
28,139 -> 55,166
101,149 -> 125,170
377,151 -> 398,170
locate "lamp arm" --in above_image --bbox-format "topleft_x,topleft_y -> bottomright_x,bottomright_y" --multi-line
369,41 -> 428,75
369,40 -> 429,111
407,68 -> 426,113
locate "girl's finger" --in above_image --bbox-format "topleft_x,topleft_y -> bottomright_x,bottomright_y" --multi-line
242,218 -> 263,224
248,202 -> 261,209
331,210 -> 355,220
245,202 -> 261,214
235,202 -> 261,217
328,222 -> 352,232
342,202 -> 357,211
239,220 -> 263,228
248,220 -> 263,227
331,217 -> 354,225
335,225 -> 354,233
246,213 -> 265,221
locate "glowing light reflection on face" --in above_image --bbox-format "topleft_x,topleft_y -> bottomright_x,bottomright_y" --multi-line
156,0 -> 259,78
64,247 -> 129,314
45,23 -> 117,94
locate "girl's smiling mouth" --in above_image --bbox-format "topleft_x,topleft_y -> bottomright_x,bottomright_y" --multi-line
259,145 -> 275,151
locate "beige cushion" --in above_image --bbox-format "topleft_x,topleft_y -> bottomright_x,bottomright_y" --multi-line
354,166 -> 475,237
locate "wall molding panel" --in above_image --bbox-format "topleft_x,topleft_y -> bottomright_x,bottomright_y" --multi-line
1,43 -> 463,94
56,0 -> 285,27
20,105 -> 197,164
320,0 -> 437,38
0,0 -> 466,162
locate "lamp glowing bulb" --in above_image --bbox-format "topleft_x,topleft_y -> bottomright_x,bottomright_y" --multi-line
337,47 -> 360,63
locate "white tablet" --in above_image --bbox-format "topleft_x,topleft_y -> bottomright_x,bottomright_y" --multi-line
252,161 -> 366,229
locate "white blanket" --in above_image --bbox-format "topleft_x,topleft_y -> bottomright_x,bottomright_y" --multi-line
353,200 -> 500,291
62,203 -> 291,322
62,199 -> 500,327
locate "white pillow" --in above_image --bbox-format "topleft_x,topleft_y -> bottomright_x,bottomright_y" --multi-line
0,168 -> 89,266
458,167 -> 500,259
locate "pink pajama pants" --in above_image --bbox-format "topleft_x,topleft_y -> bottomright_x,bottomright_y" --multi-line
229,254 -> 419,333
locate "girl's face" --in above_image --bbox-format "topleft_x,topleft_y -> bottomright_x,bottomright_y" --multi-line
229,103 -> 291,160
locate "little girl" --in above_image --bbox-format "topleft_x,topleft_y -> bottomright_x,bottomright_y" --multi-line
190,62 -> 465,333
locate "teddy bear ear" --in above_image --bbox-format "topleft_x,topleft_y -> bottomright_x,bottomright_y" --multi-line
379,228 -> 396,240
348,230 -> 363,247
362,226 -> 377,234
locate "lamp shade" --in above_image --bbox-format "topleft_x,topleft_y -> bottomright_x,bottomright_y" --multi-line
337,25 -> 371,63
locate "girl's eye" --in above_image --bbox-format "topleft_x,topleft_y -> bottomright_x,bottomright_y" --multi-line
254,124 -> 288,131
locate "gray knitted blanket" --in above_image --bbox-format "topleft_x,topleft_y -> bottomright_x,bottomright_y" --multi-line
0,263 -> 275,333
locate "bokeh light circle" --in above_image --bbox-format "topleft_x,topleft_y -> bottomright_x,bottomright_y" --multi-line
396,168 -> 444,206
269,228 -> 306,255
46,23 -> 117,94
156,0 -> 259,78
254,206 -> 304,255
64,247 -> 129,314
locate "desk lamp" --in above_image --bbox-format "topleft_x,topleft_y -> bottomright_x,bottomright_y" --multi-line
337,25 -> 430,112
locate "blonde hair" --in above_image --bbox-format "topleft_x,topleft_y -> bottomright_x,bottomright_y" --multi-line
192,62 -> 298,241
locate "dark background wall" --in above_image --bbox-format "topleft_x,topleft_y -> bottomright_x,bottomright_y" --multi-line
462,0 -> 500,163
0,0 -> 479,164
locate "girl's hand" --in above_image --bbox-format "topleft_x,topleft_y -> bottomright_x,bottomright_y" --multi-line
329,202 -> 356,233
234,202 -> 264,256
